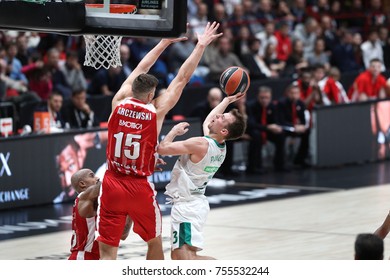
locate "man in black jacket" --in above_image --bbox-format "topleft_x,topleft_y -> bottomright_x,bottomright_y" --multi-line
246,86 -> 286,173
278,83 -> 310,167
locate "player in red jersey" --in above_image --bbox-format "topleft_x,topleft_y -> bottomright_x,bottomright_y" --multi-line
68,169 -> 131,260
96,22 -> 223,260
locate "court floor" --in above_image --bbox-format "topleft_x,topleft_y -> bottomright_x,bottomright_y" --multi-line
0,161 -> 390,260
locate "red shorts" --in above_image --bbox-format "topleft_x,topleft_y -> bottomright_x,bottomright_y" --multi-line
96,170 -> 161,247
68,251 -> 99,260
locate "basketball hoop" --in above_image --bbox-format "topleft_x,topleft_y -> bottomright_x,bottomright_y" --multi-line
83,4 -> 136,70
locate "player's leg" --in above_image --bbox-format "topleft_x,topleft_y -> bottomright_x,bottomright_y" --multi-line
170,200 -> 212,260
99,242 -> 119,260
172,244 -> 215,260
146,235 -> 164,260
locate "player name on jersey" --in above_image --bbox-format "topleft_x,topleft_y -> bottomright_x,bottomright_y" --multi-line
117,108 -> 152,120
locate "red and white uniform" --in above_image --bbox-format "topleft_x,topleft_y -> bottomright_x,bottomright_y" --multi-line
97,97 -> 161,247
318,77 -> 349,104
68,197 -> 100,260
106,97 -> 158,177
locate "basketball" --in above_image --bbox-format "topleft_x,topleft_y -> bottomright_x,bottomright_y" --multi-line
219,66 -> 250,96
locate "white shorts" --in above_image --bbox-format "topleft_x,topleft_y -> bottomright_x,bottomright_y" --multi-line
170,198 -> 210,251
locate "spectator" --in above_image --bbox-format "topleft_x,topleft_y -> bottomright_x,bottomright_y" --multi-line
15,33 -> 30,66
204,36 -> 245,83
21,52 -> 52,101
242,0 -> 263,35
354,233 -> 384,260
278,84 -> 311,167
290,0 -> 307,26
378,25 -> 390,70
305,38 -> 330,71
330,30 -> 362,73
234,26 -> 252,60
240,38 -> 270,80
274,21 -> 292,62
255,20 -> 278,58
282,39 -> 308,78
361,28 -> 385,71
292,17 -> 318,58
167,29 -> 209,83
306,0 -> 330,22
256,0 -> 275,27
5,42 -> 28,84
62,89 -> 98,129
327,66 -> 349,103
45,48 -> 72,99
189,87 -> 223,122
87,66 -> 127,96
128,38 -> 169,87
246,86 -> 286,173
46,91 -> 65,129
119,44 -> 132,77
209,3 -> 228,33
318,15 -> 338,54
295,67 -> 318,111
274,1 -> 295,30
60,50 -> 88,92
189,2 -> 209,36
345,0 -> 365,33
348,58 -> 387,102
263,43 -> 286,76
365,0 -> 389,34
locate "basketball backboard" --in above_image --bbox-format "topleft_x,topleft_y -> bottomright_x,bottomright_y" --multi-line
0,0 -> 187,38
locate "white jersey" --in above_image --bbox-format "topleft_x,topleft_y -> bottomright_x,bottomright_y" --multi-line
165,136 -> 226,203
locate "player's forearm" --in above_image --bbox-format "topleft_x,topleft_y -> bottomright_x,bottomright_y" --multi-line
175,43 -> 207,83
122,40 -> 171,86
158,129 -> 179,152
204,97 -> 230,126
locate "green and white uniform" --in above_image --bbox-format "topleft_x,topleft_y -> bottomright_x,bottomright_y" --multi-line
165,136 -> 226,251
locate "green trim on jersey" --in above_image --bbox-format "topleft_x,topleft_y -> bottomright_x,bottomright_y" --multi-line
204,166 -> 219,173
204,136 -> 225,149
179,222 -> 192,247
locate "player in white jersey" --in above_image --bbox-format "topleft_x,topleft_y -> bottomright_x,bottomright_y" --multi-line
157,92 -> 247,260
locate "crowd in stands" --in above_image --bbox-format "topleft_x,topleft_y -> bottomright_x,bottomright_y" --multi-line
1,0 -> 390,175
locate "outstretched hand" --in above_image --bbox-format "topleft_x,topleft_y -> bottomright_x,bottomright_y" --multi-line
172,122 -> 190,136
196,21 -> 223,46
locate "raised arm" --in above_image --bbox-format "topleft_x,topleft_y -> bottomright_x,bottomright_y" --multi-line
203,92 -> 246,135
111,37 -> 187,110
77,182 -> 101,218
157,122 -> 206,157
374,211 -> 390,239
153,22 -> 223,123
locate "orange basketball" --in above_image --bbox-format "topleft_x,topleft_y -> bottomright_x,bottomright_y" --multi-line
219,66 -> 250,96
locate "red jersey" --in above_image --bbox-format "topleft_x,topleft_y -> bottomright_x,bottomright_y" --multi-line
69,197 -> 100,260
348,71 -> 387,101
106,97 -> 157,177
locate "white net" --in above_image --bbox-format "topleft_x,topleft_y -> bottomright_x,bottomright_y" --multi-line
83,34 -> 123,70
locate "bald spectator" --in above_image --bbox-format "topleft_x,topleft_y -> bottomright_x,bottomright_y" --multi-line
354,233 -> 384,260
189,87 -> 223,122
119,44 -> 132,77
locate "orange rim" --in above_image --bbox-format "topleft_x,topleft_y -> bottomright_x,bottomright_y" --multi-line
85,4 -> 136,14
